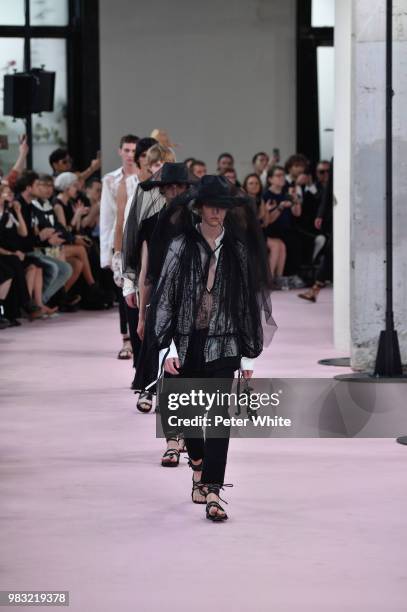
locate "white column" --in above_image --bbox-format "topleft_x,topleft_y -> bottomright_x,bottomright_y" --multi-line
333,0 -> 352,354
349,0 -> 407,370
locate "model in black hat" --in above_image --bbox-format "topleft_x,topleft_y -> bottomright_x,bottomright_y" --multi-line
122,162 -> 197,412
146,175 -> 277,521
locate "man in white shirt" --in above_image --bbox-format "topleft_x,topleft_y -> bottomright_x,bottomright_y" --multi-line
100,134 -> 139,361
100,135 -> 139,268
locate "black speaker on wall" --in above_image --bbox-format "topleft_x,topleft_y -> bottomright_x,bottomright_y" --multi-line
30,69 -> 55,113
3,73 -> 32,118
3,69 -> 55,118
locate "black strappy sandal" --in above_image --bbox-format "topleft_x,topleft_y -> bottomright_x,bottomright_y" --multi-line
136,391 -> 153,413
205,484 -> 233,522
188,458 -> 207,504
161,438 -> 180,467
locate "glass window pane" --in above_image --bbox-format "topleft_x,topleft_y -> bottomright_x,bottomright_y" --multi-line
0,1 -> 25,25
30,0 -> 69,26
0,39 -> 25,177
31,39 -> 67,172
317,46 -> 335,160
312,0 -> 335,27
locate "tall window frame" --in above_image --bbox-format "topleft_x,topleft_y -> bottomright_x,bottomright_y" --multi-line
297,0 -> 334,164
0,0 -> 100,173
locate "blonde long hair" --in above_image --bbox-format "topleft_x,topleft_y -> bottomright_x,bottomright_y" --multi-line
146,143 -> 176,166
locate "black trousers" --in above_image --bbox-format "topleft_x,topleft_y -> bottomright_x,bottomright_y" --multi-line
160,330 -> 237,485
315,234 -> 333,283
125,302 -> 141,368
114,284 -> 128,335
113,284 -> 141,367
0,255 -> 31,319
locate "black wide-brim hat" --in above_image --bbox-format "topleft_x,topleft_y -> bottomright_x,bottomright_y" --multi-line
140,162 -> 197,191
194,175 -> 251,209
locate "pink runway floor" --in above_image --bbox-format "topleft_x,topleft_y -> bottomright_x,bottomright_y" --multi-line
1,289 -> 406,611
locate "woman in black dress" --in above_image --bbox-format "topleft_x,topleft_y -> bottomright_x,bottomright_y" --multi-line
0,184 -> 53,320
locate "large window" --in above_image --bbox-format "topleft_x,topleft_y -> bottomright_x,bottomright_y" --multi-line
31,38 -> 68,171
0,0 -> 100,176
0,37 -> 26,173
312,0 -> 335,28
297,0 -> 335,163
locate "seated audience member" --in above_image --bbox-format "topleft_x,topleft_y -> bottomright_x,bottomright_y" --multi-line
263,166 -> 305,289
50,173 -> 106,306
49,147 -> 101,183
221,167 -> 238,185
183,157 -> 196,169
315,160 -> 331,192
0,184 -> 55,320
242,173 -> 264,209
190,160 -> 207,179
81,177 -> 116,304
0,264 -> 14,328
82,178 -> 102,237
216,152 -> 235,174
13,172 -> 73,309
53,172 -> 91,237
242,173 -> 286,285
293,168 -> 325,267
284,154 -> 309,200
252,152 -> 269,187
299,160 -> 334,303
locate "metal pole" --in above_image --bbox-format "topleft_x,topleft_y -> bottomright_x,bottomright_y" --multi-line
373,0 -> 402,377
24,0 -> 33,169
385,0 -> 393,334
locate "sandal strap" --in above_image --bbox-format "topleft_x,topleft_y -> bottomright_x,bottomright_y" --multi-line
206,483 -> 233,504
138,391 -> 152,401
187,458 -> 203,471
206,501 -> 226,513
162,449 -> 180,459
192,481 -> 207,493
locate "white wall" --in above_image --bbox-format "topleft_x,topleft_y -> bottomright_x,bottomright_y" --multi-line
99,0 -> 296,178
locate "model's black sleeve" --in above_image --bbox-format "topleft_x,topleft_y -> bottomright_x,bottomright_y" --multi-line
147,237 -> 185,351
235,244 -> 264,359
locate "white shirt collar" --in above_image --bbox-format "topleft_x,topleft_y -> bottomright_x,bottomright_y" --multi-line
105,167 -> 139,183
214,226 -> 225,246
196,224 -> 225,260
